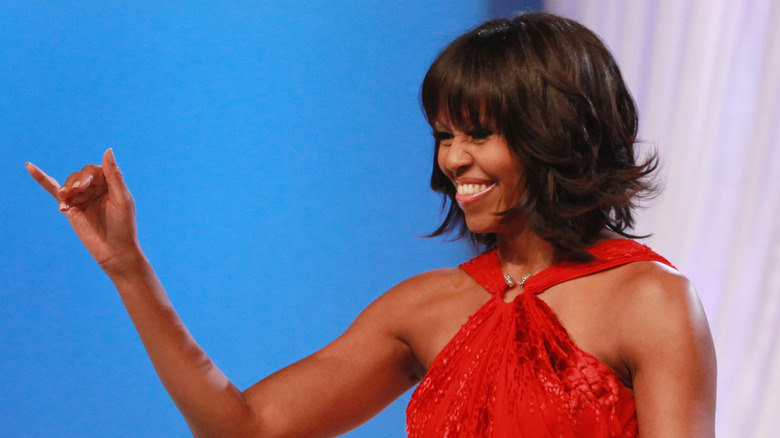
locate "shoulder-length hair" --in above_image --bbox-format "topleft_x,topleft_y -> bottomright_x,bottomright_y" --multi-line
423,12 -> 658,262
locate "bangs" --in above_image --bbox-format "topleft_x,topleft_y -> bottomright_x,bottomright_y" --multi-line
421,26 -> 512,132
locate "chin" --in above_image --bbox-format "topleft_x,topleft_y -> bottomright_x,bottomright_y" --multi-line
464,217 -> 501,235
464,212 -> 525,237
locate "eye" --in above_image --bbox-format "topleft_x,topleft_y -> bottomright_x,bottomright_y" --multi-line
467,128 -> 494,141
433,130 -> 454,145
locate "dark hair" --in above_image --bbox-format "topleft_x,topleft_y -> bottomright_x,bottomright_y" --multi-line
423,12 -> 657,262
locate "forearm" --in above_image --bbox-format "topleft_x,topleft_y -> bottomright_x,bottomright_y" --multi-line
29,156 -> 261,436
108,247 -> 256,437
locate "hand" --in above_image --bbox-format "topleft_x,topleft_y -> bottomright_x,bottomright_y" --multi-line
26,149 -> 142,277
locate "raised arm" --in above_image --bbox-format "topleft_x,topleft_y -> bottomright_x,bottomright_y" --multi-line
26,150 -> 421,437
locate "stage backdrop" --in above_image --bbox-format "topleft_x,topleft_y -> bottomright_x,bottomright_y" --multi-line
1,1 -> 541,437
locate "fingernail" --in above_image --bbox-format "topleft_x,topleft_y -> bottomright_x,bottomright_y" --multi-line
58,201 -> 70,212
72,181 -> 81,189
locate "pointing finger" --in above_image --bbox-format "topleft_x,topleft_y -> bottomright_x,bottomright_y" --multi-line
25,162 -> 62,198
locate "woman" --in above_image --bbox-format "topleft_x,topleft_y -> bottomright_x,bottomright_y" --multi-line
27,12 -> 715,438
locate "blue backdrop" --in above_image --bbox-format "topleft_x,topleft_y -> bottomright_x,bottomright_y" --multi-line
2,1 -> 539,436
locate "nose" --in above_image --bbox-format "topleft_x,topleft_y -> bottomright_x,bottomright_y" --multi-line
438,136 -> 473,178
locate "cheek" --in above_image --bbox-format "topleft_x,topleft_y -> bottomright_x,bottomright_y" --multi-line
498,163 -> 525,202
503,185 -> 525,205
435,147 -> 449,177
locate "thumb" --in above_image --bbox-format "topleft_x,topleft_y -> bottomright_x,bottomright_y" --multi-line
101,148 -> 131,200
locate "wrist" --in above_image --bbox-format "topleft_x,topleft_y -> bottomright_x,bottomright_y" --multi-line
101,243 -> 151,281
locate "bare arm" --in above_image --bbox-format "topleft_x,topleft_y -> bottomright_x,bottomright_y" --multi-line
26,150 -> 420,437
620,264 -> 717,437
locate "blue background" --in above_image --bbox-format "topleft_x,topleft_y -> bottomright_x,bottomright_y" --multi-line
2,1 -> 539,436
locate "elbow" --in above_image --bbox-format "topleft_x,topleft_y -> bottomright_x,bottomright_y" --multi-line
188,391 -> 262,438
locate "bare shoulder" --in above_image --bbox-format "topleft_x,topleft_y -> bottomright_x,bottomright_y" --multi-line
358,266 -> 487,371
389,267 -> 470,299
613,262 -> 709,339
620,262 -> 693,301
365,267 -> 472,314
366,267 -> 473,327
607,261 -> 711,356
393,267 -> 470,291
610,261 -> 717,435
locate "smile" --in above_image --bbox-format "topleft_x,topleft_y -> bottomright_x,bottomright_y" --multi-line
455,182 -> 495,204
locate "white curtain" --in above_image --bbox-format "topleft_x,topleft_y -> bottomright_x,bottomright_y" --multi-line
545,1 -> 780,436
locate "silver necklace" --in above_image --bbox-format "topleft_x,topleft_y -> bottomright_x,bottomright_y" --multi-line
504,273 -> 531,288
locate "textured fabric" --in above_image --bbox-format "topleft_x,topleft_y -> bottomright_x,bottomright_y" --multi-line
406,239 -> 674,437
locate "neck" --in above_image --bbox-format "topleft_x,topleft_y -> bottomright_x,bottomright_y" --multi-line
495,226 -> 556,279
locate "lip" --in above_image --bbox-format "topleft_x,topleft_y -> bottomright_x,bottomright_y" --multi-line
454,179 -> 496,205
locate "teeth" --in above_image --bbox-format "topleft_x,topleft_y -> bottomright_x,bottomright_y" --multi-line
457,184 -> 489,196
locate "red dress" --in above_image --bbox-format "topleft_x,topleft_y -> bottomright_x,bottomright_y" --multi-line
406,239 -> 673,437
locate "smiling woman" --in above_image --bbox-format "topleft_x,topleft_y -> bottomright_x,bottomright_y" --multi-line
26,11 -> 715,438
424,15 -> 657,262
433,122 -> 525,236
405,14 -> 715,436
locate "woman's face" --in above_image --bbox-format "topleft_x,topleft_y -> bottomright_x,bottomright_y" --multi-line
435,119 -> 525,234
